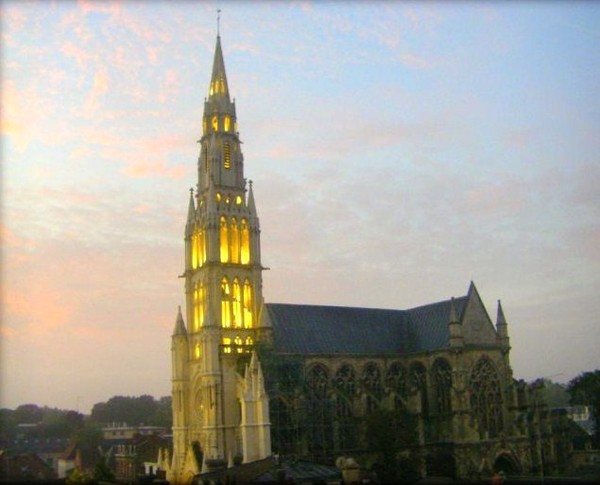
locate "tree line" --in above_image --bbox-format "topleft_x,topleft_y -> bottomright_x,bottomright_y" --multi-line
0,395 -> 172,442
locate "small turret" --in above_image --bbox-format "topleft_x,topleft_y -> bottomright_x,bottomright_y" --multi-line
496,299 -> 510,351
448,297 -> 464,349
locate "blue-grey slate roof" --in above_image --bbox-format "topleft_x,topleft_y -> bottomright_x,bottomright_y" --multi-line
265,296 -> 468,356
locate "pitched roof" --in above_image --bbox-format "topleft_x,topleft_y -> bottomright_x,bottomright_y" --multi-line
266,295 -> 468,356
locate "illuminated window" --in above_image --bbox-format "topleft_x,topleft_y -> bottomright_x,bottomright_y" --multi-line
219,216 -> 229,262
221,277 -> 231,328
209,82 -> 214,96
245,336 -> 253,346
194,343 -> 201,360
193,284 -> 199,331
211,115 -> 218,131
232,278 -> 242,327
222,337 -> 232,354
216,192 -> 222,202
191,232 -> 198,269
224,115 -> 231,132
219,78 -> 226,94
200,230 -> 206,265
234,335 -> 243,353
235,195 -> 242,205
243,279 -> 253,328
224,142 -> 231,169
198,282 -> 205,327
240,219 -> 250,264
230,218 -> 239,264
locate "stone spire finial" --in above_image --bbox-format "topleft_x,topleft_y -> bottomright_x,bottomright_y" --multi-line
172,305 -> 187,337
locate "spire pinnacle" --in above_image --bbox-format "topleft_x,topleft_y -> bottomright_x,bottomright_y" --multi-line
172,305 -> 187,337
247,179 -> 256,214
187,188 -> 195,224
217,9 -> 221,37
209,34 -> 229,100
496,299 -> 507,326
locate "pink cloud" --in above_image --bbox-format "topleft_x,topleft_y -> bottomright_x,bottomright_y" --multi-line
60,41 -> 92,67
121,159 -> 186,179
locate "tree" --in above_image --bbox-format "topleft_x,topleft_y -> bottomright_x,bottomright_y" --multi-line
567,370 -> 600,443
539,379 -> 570,408
90,395 -> 172,427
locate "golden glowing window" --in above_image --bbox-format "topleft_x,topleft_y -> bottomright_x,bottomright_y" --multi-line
235,195 -> 242,205
194,343 -> 201,360
203,118 -> 208,135
209,82 -> 214,96
216,192 -> 222,202
191,233 -> 198,270
219,216 -> 229,263
224,115 -> 231,132
225,195 -> 230,204
245,336 -> 254,346
230,218 -> 239,264
240,219 -> 250,265
224,142 -> 231,169
243,279 -> 253,328
221,277 -> 231,328
232,278 -> 242,327
211,115 -> 218,131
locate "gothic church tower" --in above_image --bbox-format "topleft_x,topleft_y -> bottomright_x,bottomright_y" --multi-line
169,34 -> 271,483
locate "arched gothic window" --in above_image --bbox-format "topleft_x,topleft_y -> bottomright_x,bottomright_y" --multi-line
240,219 -> 250,264
386,362 -> 407,411
409,362 -> 429,416
219,216 -> 229,262
431,358 -> 452,416
230,218 -> 240,263
243,279 -> 253,328
232,278 -> 242,327
307,364 -> 329,398
362,362 -> 382,414
331,365 -> 354,417
193,282 -> 204,331
305,364 -> 333,458
469,357 -> 504,439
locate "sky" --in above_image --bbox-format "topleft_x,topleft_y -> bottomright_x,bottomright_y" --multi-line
1,0 -> 599,414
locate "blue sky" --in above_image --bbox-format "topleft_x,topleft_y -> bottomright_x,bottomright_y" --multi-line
2,0 -> 599,412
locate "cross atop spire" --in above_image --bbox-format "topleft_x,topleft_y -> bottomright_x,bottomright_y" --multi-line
217,9 -> 221,37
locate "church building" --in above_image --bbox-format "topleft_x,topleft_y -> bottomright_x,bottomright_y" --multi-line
165,33 -> 557,484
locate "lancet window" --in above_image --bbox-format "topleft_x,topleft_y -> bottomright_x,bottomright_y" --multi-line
362,363 -> 382,414
305,364 -> 333,458
221,277 -> 231,328
219,216 -> 229,262
386,362 -> 407,411
469,357 -> 504,439
193,282 -> 205,331
334,365 -> 355,415
194,343 -> 201,360
192,229 -> 206,269
409,362 -> 429,416
431,358 -> 452,416
230,218 -> 240,263
232,278 -> 242,327
243,279 -> 253,328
